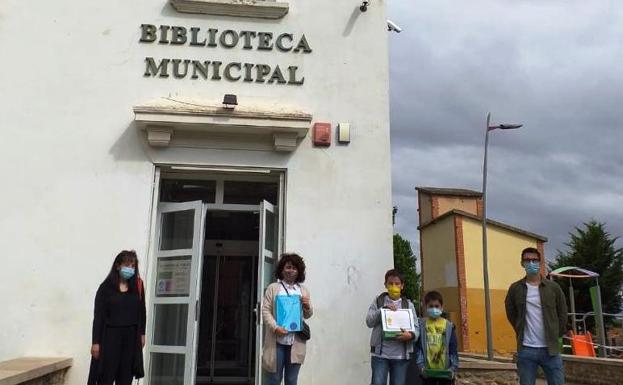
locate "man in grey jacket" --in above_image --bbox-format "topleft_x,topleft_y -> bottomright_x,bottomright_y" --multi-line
366,269 -> 419,385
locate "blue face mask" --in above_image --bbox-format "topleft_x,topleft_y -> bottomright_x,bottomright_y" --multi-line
427,307 -> 443,318
523,261 -> 540,276
120,266 -> 135,280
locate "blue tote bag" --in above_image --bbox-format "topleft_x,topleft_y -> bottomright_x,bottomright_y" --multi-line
275,293 -> 302,332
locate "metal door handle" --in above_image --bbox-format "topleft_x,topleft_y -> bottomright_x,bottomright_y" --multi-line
253,303 -> 261,324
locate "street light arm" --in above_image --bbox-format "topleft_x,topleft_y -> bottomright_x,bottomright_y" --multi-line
499,124 -> 523,130
482,113 -> 523,361
488,123 -> 523,130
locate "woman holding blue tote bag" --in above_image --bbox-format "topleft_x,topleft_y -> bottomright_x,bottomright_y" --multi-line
261,253 -> 313,385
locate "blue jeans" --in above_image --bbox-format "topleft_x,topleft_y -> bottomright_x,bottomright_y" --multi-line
270,343 -> 301,385
370,356 -> 410,385
517,347 -> 565,385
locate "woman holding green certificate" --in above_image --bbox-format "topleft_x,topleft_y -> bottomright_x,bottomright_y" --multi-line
261,253 -> 313,385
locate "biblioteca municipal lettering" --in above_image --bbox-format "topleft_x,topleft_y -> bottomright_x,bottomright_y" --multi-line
139,24 -> 312,85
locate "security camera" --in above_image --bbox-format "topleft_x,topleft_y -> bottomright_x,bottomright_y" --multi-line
387,19 -> 402,33
360,1 -> 370,12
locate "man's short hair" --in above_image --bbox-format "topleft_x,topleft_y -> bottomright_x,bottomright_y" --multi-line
521,247 -> 541,260
424,290 -> 444,305
384,269 -> 404,283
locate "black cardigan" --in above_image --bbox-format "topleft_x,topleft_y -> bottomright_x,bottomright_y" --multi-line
88,278 -> 146,385
92,278 -> 146,344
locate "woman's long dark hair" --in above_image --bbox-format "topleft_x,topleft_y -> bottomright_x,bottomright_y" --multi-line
105,250 -> 141,293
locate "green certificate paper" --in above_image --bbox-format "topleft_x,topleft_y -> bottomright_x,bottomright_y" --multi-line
424,369 -> 453,379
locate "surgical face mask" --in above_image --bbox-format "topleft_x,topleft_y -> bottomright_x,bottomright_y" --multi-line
282,269 -> 298,283
120,266 -> 135,280
427,307 -> 443,318
523,261 -> 540,276
386,284 -> 402,299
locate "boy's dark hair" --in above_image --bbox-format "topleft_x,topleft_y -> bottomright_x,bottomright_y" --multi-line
384,269 -> 404,283
424,290 -> 444,306
521,247 -> 541,260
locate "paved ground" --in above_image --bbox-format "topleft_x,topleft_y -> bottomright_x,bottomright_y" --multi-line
536,380 -> 582,385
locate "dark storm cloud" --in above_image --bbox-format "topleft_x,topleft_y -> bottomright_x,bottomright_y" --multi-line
388,1 -> 623,261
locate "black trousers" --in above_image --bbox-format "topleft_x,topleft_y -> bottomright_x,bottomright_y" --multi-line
100,326 -> 136,385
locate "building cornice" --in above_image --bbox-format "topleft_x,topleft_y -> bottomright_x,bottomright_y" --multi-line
170,0 -> 289,19
134,97 -> 311,151
415,186 -> 483,198
418,209 -> 548,242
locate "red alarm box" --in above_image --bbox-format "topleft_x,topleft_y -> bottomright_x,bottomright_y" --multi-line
313,122 -> 331,147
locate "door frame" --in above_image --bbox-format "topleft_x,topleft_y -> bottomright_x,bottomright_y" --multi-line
144,167 -> 286,385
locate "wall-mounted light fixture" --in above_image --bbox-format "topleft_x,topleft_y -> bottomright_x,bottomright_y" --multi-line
222,94 -> 238,109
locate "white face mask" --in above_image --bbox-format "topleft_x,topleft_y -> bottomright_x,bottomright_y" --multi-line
120,266 -> 135,279
427,307 -> 443,318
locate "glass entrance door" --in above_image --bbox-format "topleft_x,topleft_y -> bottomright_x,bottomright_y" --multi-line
200,254 -> 255,380
196,211 -> 259,385
147,200 -> 207,385
255,201 -> 277,385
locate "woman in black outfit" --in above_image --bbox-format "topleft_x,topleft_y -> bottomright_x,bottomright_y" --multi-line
88,250 -> 146,385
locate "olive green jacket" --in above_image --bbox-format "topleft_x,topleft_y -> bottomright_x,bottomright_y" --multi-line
504,277 -> 568,355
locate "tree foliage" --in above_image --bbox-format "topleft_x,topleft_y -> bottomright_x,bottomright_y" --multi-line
393,233 -> 421,304
549,221 -> 623,325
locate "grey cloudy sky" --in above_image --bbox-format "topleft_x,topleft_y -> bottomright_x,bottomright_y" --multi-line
387,0 -> 623,261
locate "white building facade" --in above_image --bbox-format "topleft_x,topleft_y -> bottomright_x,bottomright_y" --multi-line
0,1 -> 394,385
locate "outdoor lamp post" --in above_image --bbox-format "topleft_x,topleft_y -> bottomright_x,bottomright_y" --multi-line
482,112 -> 522,360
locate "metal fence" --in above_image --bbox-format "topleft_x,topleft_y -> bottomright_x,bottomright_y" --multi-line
566,312 -> 623,357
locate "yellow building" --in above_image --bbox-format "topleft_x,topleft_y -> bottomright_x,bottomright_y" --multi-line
417,187 -> 547,355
